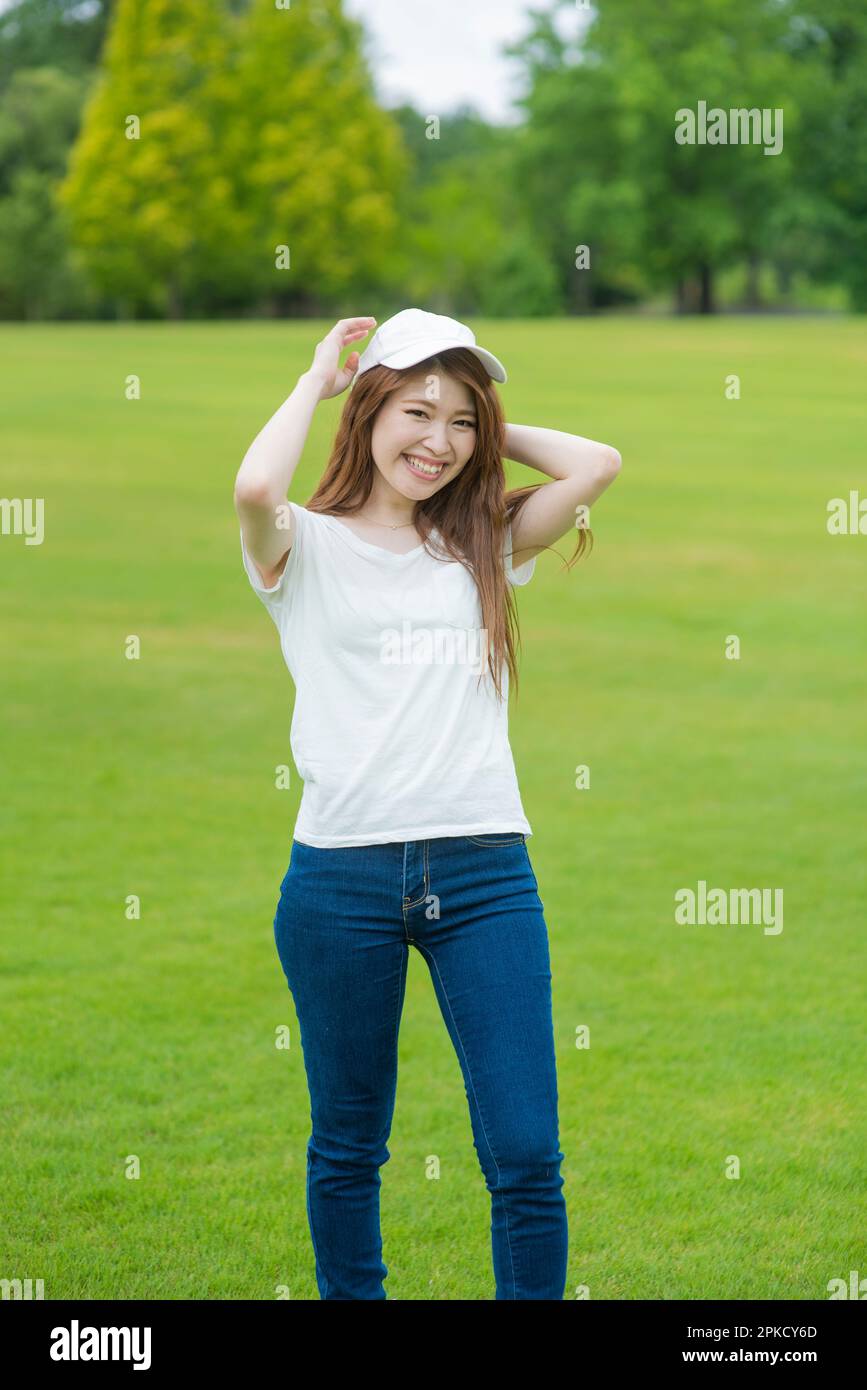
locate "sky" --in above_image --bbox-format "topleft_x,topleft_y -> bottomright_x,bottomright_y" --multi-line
343,0 -> 582,126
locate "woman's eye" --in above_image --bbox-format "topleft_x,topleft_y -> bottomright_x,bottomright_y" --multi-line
405,409 -> 474,428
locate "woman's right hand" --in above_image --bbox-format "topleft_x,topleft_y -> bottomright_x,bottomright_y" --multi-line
307,317 -> 377,400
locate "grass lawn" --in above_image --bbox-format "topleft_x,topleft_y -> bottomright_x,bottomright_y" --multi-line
1,315 -> 865,1299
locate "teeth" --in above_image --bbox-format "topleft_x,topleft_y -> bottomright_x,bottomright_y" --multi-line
404,453 -> 444,475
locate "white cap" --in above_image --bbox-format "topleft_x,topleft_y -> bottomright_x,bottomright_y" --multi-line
354,307 -> 507,385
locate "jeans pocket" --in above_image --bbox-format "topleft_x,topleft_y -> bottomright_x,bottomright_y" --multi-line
464,832 -> 526,847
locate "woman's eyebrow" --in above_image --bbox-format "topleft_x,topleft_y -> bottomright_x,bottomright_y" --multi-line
401,396 -> 477,417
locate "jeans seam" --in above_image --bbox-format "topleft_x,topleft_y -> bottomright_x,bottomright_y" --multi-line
390,944 -> 409,1103
522,843 -> 540,895
411,939 -> 518,1298
306,1145 -> 329,1299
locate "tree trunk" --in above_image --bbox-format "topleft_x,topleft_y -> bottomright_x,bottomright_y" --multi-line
776,261 -> 793,300
283,288 -> 322,317
166,274 -> 183,320
745,253 -> 762,309
567,260 -> 591,313
698,262 -> 715,314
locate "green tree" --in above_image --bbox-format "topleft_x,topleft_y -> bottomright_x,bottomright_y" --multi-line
385,104 -> 560,317
781,0 -> 867,309
226,0 -> 408,315
0,0 -> 116,91
56,0 -> 246,316
0,65 -> 98,317
56,0 -> 406,317
507,0 -> 805,312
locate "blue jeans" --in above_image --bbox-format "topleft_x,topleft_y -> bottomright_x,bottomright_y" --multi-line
272,832 -> 568,1300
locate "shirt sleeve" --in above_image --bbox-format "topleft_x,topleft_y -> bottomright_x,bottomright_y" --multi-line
504,520 -> 536,587
239,499 -> 305,629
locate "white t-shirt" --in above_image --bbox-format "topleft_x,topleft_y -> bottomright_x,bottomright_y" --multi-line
239,502 -> 537,847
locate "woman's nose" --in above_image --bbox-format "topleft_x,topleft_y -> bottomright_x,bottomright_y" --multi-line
422,427 -> 449,455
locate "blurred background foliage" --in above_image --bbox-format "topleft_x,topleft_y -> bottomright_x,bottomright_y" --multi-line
0,0 -> 864,320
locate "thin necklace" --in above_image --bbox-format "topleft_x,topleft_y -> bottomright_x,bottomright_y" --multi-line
356,511 -> 418,531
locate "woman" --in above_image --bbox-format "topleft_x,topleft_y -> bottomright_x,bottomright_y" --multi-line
234,309 -> 621,1300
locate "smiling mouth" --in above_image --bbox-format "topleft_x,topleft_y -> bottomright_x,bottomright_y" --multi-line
402,452 -> 446,479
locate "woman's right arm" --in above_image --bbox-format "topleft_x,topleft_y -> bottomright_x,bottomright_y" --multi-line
233,371 -> 322,581
233,317 -> 376,583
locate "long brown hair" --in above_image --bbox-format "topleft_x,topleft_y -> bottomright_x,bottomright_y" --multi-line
304,347 -> 591,701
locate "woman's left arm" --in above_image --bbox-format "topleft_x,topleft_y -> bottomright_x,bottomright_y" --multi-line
504,422 -> 622,565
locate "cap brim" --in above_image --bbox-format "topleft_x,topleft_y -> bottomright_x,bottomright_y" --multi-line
377,339 -> 507,384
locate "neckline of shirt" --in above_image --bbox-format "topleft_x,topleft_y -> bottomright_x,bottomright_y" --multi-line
319,511 -> 436,562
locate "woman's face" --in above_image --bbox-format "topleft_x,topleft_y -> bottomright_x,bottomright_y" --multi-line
369,370 -> 479,500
